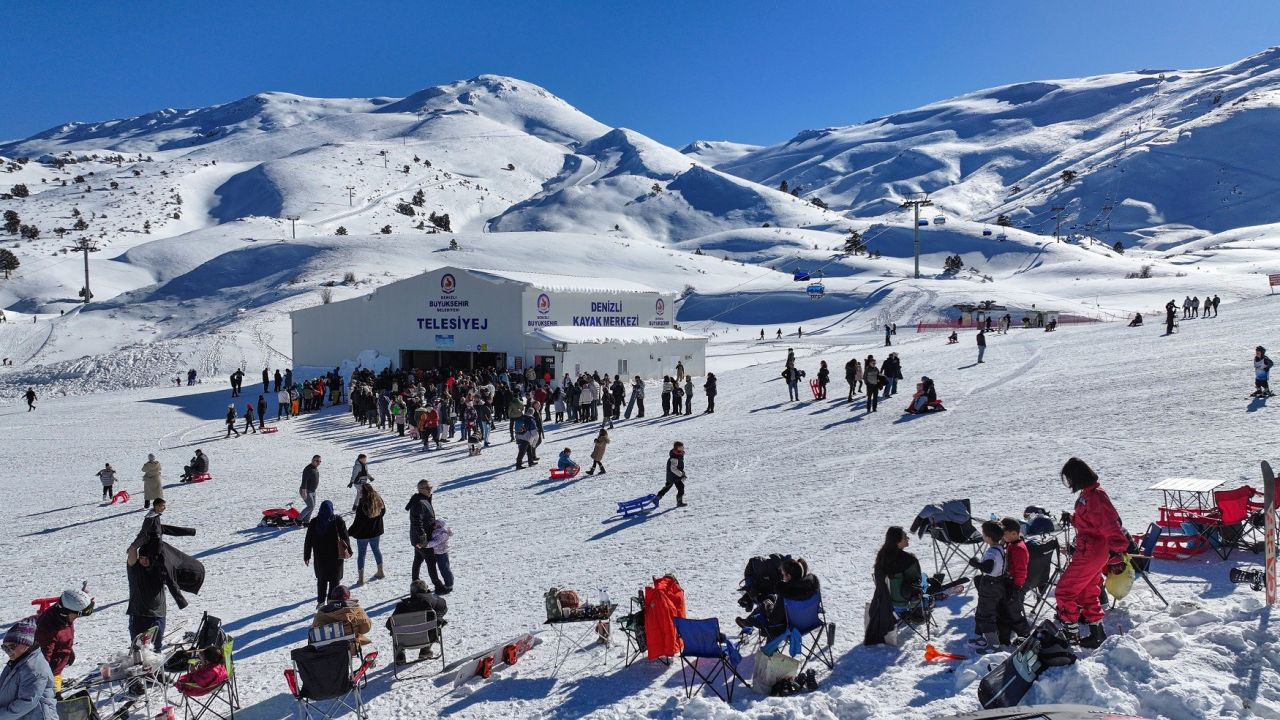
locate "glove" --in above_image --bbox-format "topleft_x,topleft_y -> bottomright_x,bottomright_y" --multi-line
1107,553 -> 1126,575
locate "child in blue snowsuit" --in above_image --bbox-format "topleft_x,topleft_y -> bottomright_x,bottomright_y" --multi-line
557,448 -> 579,472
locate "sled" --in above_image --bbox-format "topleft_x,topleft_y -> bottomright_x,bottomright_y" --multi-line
261,506 -> 302,527
110,490 -> 130,505
32,596 -> 60,614
1264,460 -> 1276,606
549,466 -> 580,480
976,619 -> 1074,708
905,399 -> 947,414
261,426 -> 279,434
447,631 -> 542,688
187,473 -> 211,483
809,379 -> 822,400
617,494 -> 657,518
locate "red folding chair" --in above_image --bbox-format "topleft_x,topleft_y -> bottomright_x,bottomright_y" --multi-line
1205,486 -> 1260,560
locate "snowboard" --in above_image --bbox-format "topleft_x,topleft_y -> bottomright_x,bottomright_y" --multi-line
1264,460 -> 1276,606
448,631 -> 542,688
976,619 -> 1068,709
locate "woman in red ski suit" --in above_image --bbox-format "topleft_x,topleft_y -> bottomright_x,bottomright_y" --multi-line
1055,457 -> 1129,647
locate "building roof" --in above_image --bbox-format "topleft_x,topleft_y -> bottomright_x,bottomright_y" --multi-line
531,326 -> 704,345
467,268 -> 664,295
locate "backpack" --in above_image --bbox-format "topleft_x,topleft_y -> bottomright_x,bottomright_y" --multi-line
515,416 -> 532,435
740,554 -> 790,602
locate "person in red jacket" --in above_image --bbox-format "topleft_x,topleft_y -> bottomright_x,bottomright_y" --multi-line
997,518 -> 1032,644
34,588 -> 93,691
1055,457 -> 1129,647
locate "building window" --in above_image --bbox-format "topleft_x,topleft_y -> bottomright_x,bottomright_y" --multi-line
617,359 -> 628,376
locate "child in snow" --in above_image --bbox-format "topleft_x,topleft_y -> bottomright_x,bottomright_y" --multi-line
997,518 -> 1033,645
586,429 -> 610,476
467,425 -> 483,456
96,463 -> 117,501
557,448 -> 579,472
552,387 -> 565,423
426,519 -> 454,594
967,520 -> 1007,653
1254,346 -> 1273,397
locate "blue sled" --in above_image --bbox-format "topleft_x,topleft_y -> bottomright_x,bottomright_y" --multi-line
617,494 -> 657,518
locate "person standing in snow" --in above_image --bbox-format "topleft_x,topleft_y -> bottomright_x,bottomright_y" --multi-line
586,429 -> 610,476
1191,296 -> 1200,318
661,376 -> 673,416
242,403 -> 258,435
257,395 -> 267,430
776,328 -> 782,339
1055,457 -> 1129,648
1182,296 -> 1191,320
425,519 -> 454,594
611,376 -> 625,420
863,356 -> 880,413
884,324 -> 892,347
625,376 -> 645,419
675,361 -> 685,383
976,328 -> 987,364
407,480 -> 443,587
704,373 -> 717,413
274,369 -> 282,393
1212,294 -> 1221,317
262,368 -> 270,394
142,454 -> 163,509
671,378 -> 685,416
24,388 -> 37,412
96,463 -> 117,501
299,455 -> 320,524
683,375 -> 694,414
303,500 -> 351,606
653,441 -> 687,508
882,353 -> 902,397
1165,299 -> 1177,335
816,361 -> 830,400
224,405 -> 239,438
349,454 -> 372,510
781,364 -> 804,402
1254,346 -> 1273,397
348,482 -> 385,586
0,616 -> 57,719
34,588 -> 93,694
845,359 -> 861,400
277,387 -> 291,421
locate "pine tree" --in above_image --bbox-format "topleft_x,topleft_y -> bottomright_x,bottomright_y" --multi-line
143,220 -> 151,233
0,248 -> 17,278
1060,169 -> 1077,185
380,225 -> 392,234
20,224 -> 40,240
395,202 -> 415,217
996,214 -> 1011,227
9,184 -> 29,198
810,197 -> 828,210
843,230 -> 865,255
73,218 -> 88,231
3,210 -> 18,234
428,212 -> 452,232
1112,241 -> 1124,254
335,226 -> 348,236
778,180 -> 788,193
411,189 -> 425,207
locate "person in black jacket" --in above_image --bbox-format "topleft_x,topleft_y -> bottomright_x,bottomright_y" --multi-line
882,353 -> 903,397
406,481 -> 442,587
225,405 -> 239,438
126,499 -> 197,648
816,361 -> 829,400
242,403 -> 258,435
653,442 -> 687,508
303,500 -> 350,605
703,373 -> 717,413
349,484 -> 385,586
734,558 -> 820,639
299,455 -> 320,524
257,395 -> 267,430
976,328 -> 987,364
387,580 -> 448,663
181,449 -> 208,482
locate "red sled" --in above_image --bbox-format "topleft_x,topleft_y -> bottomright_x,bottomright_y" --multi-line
261,507 -> 302,527
809,379 -> 822,399
110,490 -> 130,505
188,473 -> 212,483
261,426 -> 279,434
549,467 -> 580,480
31,596 -> 60,614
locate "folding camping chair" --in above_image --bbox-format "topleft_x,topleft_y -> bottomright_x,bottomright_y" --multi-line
1125,524 -> 1169,607
615,589 -> 647,666
672,617 -> 750,703
929,513 -> 984,581
178,636 -> 239,720
1203,487 -> 1260,560
886,573 -> 933,645
285,642 -> 378,720
781,593 -> 835,671
387,609 -> 446,678
55,689 -> 99,720
1022,535 -> 1062,622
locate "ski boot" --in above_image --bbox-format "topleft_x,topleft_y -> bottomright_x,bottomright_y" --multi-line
1057,619 -> 1080,646
1078,622 -> 1107,649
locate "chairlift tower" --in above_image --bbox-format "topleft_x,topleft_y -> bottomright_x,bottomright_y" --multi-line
285,214 -> 300,239
65,237 -> 99,303
1051,205 -> 1067,242
900,193 -> 933,279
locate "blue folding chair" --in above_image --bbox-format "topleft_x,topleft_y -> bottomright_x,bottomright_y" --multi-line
782,593 -> 835,671
672,617 -> 749,702
1128,524 -> 1169,607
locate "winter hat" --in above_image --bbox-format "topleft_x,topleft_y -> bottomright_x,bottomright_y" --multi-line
327,585 -> 351,602
60,588 -> 92,613
148,454 -> 156,462
1061,457 -> 1098,492
3,616 -> 37,648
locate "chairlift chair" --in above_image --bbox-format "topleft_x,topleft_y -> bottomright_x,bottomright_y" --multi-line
932,215 -> 946,225
982,228 -> 993,237
996,232 -> 1007,241
917,219 -> 929,227
792,271 -> 810,282
806,283 -> 825,299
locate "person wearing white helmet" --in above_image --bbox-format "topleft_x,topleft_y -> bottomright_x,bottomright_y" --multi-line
33,588 -> 93,693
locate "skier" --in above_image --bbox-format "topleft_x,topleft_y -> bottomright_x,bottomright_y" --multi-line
96,463 -> 117,501
1055,457 -> 1129,647
653,441 -> 687,508
24,387 -> 36,411
976,328 -> 987,364
225,405 -> 240,438
1254,346 -> 1274,397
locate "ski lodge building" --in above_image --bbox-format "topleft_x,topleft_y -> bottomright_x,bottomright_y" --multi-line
290,266 -> 706,379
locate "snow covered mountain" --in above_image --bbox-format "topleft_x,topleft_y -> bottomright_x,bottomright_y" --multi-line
2,52 -> 1279,395
717,47 -> 1280,247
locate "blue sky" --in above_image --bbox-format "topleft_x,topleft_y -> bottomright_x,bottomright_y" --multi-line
3,1 -> 1277,147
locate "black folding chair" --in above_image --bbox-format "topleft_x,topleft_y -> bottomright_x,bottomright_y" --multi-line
1022,535 -> 1062,622
285,642 -> 378,720
1126,524 -> 1169,607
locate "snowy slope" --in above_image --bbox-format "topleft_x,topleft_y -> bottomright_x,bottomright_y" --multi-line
2,293 -> 1277,720
680,140 -> 764,166
719,47 -> 1280,245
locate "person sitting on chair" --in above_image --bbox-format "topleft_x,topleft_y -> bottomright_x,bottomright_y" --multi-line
874,526 -> 926,615
557,448 -> 579,473
311,585 -> 372,655
1128,313 -> 1143,327
175,646 -> 228,697
734,558 -> 819,639
387,579 -> 448,664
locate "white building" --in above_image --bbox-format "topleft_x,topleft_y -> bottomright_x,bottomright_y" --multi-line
290,267 -> 706,379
